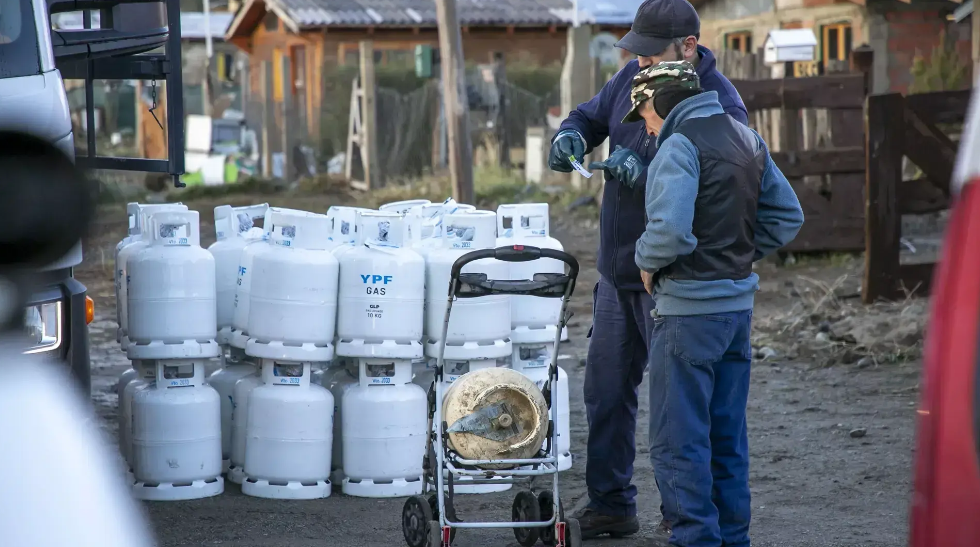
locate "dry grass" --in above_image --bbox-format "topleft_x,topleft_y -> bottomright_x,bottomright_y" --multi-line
753,274 -> 927,367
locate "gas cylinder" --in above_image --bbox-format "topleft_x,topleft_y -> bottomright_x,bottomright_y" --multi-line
227,372 -> 263,484
497,203 -> 568,344
228,208 -> 274,350
241,360 -> 334,499
511,343 -> 572,471
118,360 -> 155,479
379,199 -> 431,214
131,360 -> 223,501
423,210 -> 511,360
206,346 -> 257,471
342,359 -> 427,498
246,208 -> 338,363
442,367 -> 548,469
436,359 -> 512,493
325,358 -> 358,484
116,203 -> 187,348
207,203 -> 269,344
127,210 -> 220,360
496,203 -> 568,344
336,210 -> 425,360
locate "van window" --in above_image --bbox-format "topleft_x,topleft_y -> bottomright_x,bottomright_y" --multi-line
0,0 -> 41,78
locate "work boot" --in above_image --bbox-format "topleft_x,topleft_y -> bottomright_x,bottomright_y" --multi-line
656,519 -> 672,536
569,507 -> 640,539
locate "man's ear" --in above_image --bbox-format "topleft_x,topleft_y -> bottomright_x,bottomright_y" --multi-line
683,36 -> 698,59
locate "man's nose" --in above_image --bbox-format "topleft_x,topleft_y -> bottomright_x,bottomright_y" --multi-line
637,56 -> 655,67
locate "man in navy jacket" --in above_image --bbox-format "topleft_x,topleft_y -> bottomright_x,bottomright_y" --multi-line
549,0 -> 748,539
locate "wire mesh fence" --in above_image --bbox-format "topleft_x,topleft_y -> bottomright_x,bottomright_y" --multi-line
242,66 -> 560,184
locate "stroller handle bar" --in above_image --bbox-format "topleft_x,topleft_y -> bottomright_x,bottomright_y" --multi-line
449,246 -> 580,299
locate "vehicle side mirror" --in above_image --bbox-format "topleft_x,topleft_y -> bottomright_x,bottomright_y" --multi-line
0,131 -> 96,269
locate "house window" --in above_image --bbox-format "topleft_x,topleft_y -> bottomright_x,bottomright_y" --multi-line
821,22 -> 853,68
725,31 -> 753,53
339,42 -> 424,66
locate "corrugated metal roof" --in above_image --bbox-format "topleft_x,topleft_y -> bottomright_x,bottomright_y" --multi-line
274,0 -> 611,28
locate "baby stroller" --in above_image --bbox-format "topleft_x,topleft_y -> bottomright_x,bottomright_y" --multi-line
401,245 -> 581,547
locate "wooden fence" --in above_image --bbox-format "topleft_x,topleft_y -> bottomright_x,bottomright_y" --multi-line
863,89 -> 971,302
717,47 -> 872,253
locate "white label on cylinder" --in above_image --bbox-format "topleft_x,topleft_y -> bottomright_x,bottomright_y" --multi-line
522,216 -> 547,237
519,346 -> 549,368
160,224 -> 190,245
445,361 -> 468,383
273,363 -> 302,385
446,224 -> 475,249
367,363 -> 395,384
377,221 -> 391,243
163,364 -> 193,387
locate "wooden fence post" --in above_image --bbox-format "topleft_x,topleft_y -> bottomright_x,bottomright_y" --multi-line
359,40 -> 379,188
864,93 -> 905,303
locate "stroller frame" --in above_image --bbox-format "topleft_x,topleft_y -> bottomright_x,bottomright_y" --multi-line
401,245 -> 581,547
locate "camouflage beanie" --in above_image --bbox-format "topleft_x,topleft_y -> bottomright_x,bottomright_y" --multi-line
622,60 -> 701,124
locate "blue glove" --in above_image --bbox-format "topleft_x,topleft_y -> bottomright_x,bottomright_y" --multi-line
548,130 -> 586,172
588,145 -> 645,189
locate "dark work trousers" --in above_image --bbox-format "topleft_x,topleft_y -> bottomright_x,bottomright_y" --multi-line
649,310 -> 753,547
584,276 -> 664,518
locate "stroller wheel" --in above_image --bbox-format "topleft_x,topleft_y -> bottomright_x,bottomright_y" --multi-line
564,517 -> 583,547
538,491 -> 564,546
402,496 -> 433,547
427,494 -> 457,544
512,490 -> 542,547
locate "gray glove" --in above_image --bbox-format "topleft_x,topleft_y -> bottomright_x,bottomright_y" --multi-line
548,130 -> 586,172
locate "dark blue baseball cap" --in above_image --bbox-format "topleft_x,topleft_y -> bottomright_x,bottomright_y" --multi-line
615,0 -> 701,57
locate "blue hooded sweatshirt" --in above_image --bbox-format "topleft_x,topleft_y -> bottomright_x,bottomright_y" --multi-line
557,46 -> 748,292
634,90 -> 804,315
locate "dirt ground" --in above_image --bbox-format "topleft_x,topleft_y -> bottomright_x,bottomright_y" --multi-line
77,192 -> 922,547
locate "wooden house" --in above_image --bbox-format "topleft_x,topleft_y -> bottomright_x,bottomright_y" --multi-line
223,0 -> 634,141
694,0 -> 972,93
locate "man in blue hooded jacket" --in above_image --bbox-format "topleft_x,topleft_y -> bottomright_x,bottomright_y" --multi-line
625,60 -> 803,546
550,0 -> 748,539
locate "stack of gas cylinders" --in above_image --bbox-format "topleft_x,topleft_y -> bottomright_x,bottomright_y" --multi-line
112,198 -> 571,502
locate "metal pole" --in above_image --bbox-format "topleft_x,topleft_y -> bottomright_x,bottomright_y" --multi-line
572,0 -> 579,28
203,0 -> 213,117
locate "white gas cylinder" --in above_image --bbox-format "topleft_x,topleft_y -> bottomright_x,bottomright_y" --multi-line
336,211 -> 425,360
227,372 -> 263,484
511,343 -> 572,471
207,204 -> 269,344
206,346 -> 258,470
246,208 -> 339,363
242,360 -> 333,499
131,360 -> 223,501
127,210 -> 220,360
118,361 -> 155,475
116,203 -> 188,348
324,358 -> 358,484
342,359 -> 427,498
496,203 -> 568,344
116,366 -> 139,407
229,209 -> 274,350
435,359 -> 512,494
423,210 -> 511,360
379,199 -> 431,213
